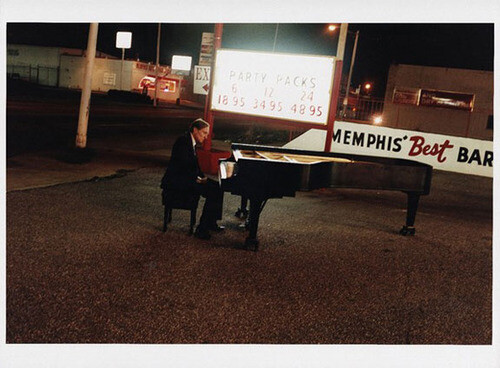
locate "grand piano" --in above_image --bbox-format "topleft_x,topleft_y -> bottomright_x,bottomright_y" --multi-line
219,143 -> 433,251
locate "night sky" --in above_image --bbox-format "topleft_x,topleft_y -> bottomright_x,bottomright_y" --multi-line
6,23 -> 494,97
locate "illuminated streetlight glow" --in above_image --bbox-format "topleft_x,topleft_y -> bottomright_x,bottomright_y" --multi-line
364,83 -> 372,90
373,115 -> 383,124
328,24 -> 337,32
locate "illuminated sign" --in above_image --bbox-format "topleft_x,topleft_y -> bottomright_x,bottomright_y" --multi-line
199,32 -> 214,66
138,75 -> 177,93
211,49 -> 335,125
419,89 -> 474,111
285,122 -> 493,178
115,32 -> 132,49
194,65 -> 211,95
172,55 -> 192,75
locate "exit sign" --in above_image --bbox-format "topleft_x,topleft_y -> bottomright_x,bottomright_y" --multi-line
194,65 -> 211,95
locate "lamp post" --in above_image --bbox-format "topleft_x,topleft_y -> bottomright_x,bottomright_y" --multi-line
272,23 -> 279,52
328,23 -> 359,116
364,82 -> 372,95
116,31 -> 132,90
327,25 -> 361,118
341,30 -> 359,117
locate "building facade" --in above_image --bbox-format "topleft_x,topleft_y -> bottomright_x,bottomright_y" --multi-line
7,43 -> 183,102
382,64 -> 493,141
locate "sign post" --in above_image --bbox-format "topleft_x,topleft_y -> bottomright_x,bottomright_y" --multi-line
75,22 -> 98,149
115,31 -> 132,90
203,23 -> 223,151
154,23 -> 161,107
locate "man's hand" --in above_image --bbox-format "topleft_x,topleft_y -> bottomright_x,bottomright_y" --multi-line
196,176 -> 207,184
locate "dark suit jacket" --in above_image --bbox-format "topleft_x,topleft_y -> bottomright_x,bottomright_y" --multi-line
160,132 -> 204,193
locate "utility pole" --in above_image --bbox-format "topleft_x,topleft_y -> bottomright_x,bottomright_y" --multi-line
154,23 -> 161,107
341,30 -> 359,117
272,23 -> 279,52
75,22 -> 98,149
323,23 -> 347,152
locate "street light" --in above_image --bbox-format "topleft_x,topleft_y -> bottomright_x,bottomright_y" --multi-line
342,30 -> 359,117
373,115 -> 383,125
364,82 -> 372,94
116,31 -> 132,90
327,25 -> 360,117
326,23 -> 348,60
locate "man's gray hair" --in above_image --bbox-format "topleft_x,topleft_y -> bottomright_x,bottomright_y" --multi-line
190,118 -> 210,132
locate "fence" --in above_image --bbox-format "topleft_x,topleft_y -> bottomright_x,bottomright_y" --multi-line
7,64 -> 59,87
336,95 -> 384,123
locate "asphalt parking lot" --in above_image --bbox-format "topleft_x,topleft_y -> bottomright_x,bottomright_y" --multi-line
6,165 -> 492,344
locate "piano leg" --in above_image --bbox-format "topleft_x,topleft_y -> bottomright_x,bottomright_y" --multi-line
245,197 -> 265,251
400,192 -> 420,236
235,196 -> 249,219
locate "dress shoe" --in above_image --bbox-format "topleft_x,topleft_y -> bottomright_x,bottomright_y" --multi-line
209,224 -> 225,232
194,228 -> 211,240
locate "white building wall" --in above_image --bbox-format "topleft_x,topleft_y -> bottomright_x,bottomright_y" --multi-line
7,44 -> 117,87
59,55 -> 134,92
7,44 -> 62,67
8,44 -> 180,101
7,44 -> 63,86
383,64 -> 493,140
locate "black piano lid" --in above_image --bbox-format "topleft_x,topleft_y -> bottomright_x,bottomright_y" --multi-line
231,143 -> 433,169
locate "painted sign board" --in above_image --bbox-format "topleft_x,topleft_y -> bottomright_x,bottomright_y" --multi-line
284,121 -> 493,177
171,55 -> 192,76
392,88 -> 419,105
194,65 -> 210,95
211,49 -> 336,125
199,32 -> 214,66
419,89 -> 474,111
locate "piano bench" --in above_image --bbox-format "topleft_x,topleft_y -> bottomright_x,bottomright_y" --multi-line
162,192 -> 200,235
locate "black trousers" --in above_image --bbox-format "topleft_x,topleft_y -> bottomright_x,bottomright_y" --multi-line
195,179 -> 223,230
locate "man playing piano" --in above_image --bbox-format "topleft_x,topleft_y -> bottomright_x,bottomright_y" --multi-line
160,118 -> 224,240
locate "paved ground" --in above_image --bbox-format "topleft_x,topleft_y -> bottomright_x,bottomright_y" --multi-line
4,84 -> 494,349
6,160 -> 492,344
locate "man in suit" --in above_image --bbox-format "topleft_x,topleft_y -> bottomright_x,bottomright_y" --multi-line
161,118 -> 224,240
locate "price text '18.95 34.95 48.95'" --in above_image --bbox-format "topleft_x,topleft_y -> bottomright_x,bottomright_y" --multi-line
211,50 -> 336,125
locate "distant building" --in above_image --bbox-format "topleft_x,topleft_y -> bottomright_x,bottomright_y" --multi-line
7,43 -> 187,103
382,64 -> 493,141
7,44 -> 114,87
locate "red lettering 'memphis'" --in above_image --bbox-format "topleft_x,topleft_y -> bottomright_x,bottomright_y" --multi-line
408,136 -> 454,163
